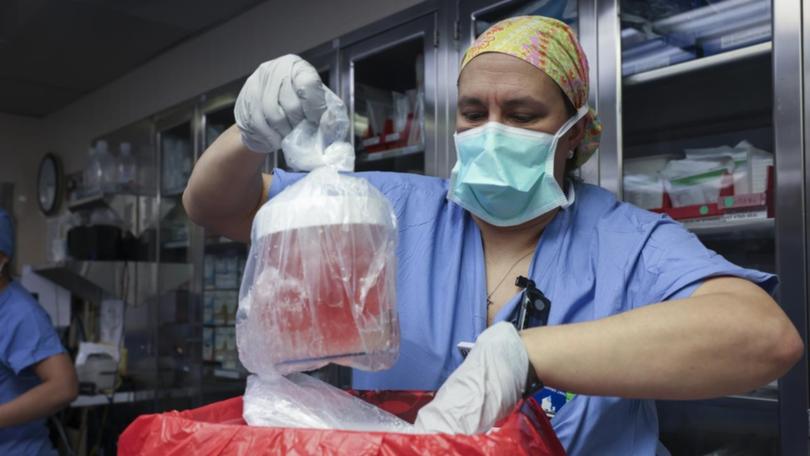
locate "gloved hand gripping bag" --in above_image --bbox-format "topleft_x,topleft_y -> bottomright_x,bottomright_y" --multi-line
237,166 -> 400,376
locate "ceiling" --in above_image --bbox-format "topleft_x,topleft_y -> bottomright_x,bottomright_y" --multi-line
0,0 -> 267,117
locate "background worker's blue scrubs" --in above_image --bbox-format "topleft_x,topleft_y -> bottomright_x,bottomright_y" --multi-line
268,169 -> 775,455
0,281 -> 66,456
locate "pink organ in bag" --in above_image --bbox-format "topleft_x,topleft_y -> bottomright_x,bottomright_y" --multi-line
237,167 -> 399,376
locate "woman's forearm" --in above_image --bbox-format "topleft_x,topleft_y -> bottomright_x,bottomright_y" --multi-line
0,362 -> 78,429
183,124 -> 269,242
0,381 -> 73,428
521,277 -> 803,400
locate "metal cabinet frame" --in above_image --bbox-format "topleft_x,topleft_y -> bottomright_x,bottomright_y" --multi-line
588,1 -> 809,454
773,0 -> 809,454
152,104 -> 203,404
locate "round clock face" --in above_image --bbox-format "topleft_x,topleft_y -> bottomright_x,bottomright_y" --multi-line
38,154 -> 60,215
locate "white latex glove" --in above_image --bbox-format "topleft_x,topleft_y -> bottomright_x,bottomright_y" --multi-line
234,54 -> 328,153
414,322 -> 530,434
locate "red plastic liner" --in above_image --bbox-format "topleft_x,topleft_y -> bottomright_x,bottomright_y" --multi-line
118,391 -> 566,455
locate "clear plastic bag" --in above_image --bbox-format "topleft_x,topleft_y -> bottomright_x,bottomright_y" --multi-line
243,373 -> 414,432
237,85 -> 399,377
237,167 -> 399,375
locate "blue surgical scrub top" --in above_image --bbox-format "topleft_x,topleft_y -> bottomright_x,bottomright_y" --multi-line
268,169 -> 776,456
0,281 -> 65,456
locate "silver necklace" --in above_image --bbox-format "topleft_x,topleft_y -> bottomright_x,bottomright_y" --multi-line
486,250 -> 535,307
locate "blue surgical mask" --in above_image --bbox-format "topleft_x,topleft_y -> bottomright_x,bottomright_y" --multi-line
447,106 -> 588,226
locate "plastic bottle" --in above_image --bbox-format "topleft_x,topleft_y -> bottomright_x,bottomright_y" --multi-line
96,140 -> 117,193
117,142 -> 136,192
84,146 -> 102,195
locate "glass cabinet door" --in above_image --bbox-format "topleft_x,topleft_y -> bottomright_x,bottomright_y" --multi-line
617,1 -> 777,454
342,14 -> 436,175
197,94 -> 249,396
86,120 -> 162,404
155,113 -> 197,405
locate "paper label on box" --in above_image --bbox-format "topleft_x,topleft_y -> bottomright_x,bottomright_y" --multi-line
203,293 -> 215,324
214,292 -> 228,325
214,327 -> 228,362
204,256 -> 215,289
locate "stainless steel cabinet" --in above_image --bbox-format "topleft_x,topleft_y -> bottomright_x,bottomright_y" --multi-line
153,107 -> 200,408
592,0 -> 808,454
77,120 -> 163,402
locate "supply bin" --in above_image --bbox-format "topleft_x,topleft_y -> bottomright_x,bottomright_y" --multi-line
118,392 -> 566,456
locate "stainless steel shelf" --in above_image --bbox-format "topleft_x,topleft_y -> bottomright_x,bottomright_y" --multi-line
68,192 -> 148,213
162,240 -> 189,249
71,390 -> 150,408
204,239 -> 245,251
356,144 -> 424,163
71,386 -> 204,408
35,261 -> 109,303
213,368 -> 244,379
624,42 -> 772,86
68,193 -> 106,212
683,217 -> 774,238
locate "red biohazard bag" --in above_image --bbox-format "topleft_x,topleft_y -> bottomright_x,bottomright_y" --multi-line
118,391 -> 566,455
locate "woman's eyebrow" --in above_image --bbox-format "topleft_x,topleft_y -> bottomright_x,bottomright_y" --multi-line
502,97 -> 547,110
457,96 -> 485,108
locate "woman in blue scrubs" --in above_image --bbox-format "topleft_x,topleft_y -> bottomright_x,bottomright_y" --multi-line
183,16 -> 802,455
0,209 -> 78,455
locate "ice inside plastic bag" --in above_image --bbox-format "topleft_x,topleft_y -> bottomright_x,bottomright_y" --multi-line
243,373 -> 415,432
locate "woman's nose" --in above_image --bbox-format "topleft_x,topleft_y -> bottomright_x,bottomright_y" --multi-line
487,109 -> 503,124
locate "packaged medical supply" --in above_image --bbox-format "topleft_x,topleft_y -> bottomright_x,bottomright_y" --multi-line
684,140 -> 773,195
624,154 -> 679,209
660,156 -> 734,207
